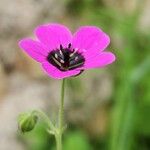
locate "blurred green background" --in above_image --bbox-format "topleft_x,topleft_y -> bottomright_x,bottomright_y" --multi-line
0,0 -> 150,150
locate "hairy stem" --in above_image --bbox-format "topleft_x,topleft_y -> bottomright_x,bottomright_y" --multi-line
55,79 -> 66,150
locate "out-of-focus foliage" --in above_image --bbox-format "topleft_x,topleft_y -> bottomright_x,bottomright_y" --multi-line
65,1 -> 150,150
63,131 -> 92,150
70,1 -> 148,150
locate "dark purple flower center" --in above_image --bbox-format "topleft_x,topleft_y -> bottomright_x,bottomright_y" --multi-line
47,44 -> 85,72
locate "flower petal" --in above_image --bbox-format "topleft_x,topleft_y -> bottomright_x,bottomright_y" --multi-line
19,38 -> 49,62
35,24 -> 72,50
42,62 -> 80,79
72,26 -> 110,58
84,52 -> 116,69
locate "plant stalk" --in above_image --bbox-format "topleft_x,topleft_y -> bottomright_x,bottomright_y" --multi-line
55,78 -> 66,150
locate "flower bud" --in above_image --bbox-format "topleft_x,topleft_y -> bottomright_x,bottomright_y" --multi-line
18,112 -> 38,133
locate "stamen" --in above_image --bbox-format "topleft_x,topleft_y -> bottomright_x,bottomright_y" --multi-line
60,44 -> 63,50
75,56 -> 78,61
47,45 -> 85,72
59,50 -> 63,56
68,43 -> 71,48
70,48 -> 78,57
60,59 -> 64,63
68,62 -> 84,70
55,53 -> 58,59
70,53 -> 74,57
51,56 -> 61,67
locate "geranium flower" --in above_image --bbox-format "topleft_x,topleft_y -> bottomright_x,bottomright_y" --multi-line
19,24 -> 116,79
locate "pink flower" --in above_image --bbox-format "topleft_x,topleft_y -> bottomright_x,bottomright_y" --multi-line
19,23 -> 116,79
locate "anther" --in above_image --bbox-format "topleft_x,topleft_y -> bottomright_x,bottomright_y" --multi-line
70,53 -> 74,57
70,48 -> 78,57
75,56 -> 78,60
60,59 -> 64,63
54,53 -> 58,59
59,50 -> 63,56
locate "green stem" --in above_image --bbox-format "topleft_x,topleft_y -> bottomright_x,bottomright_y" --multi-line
55,79 -> 66,150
